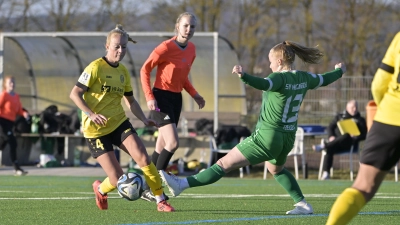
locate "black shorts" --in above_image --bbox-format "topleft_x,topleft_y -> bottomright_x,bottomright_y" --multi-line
360,121 -> 400,171
0,118 -> 15,148
152,87 -> 182,126
0,117 -> 14,141
86,120 -> 137,158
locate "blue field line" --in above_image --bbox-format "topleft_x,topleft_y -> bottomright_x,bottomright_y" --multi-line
121,214 -> 326,225
120,211 -> 400,225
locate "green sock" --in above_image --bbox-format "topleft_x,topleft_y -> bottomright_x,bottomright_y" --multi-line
273,168 -> 304,203
187,164 -> 226,187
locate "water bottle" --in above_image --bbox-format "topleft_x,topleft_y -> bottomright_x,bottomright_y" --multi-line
178,158 -> 185,174
180,117 -> 188,136
31,115 -> 40,133
74,148 -> 81,167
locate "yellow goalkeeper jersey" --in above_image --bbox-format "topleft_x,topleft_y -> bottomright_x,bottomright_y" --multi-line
76,57 -> 133,138
371,32 -> 400,126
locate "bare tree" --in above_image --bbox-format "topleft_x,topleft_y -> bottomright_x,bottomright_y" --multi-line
300,0 -> 313,47
6,0 -> 39,31
0,1 -> 15,31
0,0 -> 39,31
186,0 -> 225,32
144,0 -> 183,32
316,0 -> 392,76
43,0 -> 82,31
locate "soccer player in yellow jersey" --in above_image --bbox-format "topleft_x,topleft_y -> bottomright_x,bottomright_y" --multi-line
327,32 -> 400,224
69,24 -> 174,212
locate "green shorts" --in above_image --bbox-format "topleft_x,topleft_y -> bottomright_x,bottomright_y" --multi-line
236,129 -> 295,166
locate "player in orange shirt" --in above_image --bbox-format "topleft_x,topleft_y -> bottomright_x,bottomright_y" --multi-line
140,12 -> 205,190
0,76 -> 29,175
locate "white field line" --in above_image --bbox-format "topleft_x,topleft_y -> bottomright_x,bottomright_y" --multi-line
0,192 -> 400,200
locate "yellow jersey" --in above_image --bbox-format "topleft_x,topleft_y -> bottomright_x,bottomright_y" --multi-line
371,32 -> 400,126
76,57 -> 133,138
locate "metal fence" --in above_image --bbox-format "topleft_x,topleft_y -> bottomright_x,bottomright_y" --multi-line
298,75 -> 374,125
297,76 -> 374,175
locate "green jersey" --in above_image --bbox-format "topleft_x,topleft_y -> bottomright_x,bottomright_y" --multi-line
241,69 -> 343,132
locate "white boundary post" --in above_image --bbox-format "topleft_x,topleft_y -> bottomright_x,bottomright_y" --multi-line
0,32 -> 4,91
213,32 -> 219,134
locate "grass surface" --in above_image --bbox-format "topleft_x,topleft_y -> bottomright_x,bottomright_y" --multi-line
0,174 -> 400,225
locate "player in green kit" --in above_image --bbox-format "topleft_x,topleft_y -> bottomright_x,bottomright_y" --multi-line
160,41 -> 346,214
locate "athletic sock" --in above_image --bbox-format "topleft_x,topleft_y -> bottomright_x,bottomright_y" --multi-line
13,161 -> 21,171
155,195 -> 165,204
187,164 -> 225,187
156,149 -> 174,170
326,188 -> 366,225
151,151 -> 160,166
99,177 -> 116,194
273,168 -> 304,203
141,162 -> 163,196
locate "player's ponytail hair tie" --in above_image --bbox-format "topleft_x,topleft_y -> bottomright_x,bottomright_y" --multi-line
127,36 -> 136,43
113,24 -> 137,44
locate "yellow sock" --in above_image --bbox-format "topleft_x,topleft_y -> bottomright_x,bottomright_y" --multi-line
99,177 -> 116,194
326,188 -> 366,225
141,162 -> 163,197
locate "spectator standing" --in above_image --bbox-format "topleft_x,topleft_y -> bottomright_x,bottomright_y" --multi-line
0,76 -> 29,175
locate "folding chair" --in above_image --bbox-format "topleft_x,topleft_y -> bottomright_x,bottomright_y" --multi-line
318,145 -> 358,181
318,119 -> 360,181
263,127 -> 305,180
319,149 -> 399,181
208,135 -> 250,178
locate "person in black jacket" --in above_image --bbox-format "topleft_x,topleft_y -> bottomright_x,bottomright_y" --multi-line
313,99 -> 367,180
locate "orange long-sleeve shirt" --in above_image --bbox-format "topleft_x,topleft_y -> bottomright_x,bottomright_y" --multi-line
140,36 -> 198,102
0,91 -> 24,122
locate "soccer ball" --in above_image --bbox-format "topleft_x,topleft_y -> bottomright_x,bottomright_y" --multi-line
117,172 -> 144,201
